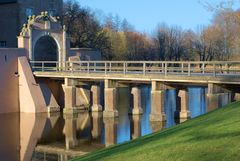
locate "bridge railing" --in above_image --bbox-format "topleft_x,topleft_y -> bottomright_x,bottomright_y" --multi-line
30,61 -> 240,76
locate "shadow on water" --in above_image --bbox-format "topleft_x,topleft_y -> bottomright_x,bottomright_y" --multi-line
0,86 -> 207,161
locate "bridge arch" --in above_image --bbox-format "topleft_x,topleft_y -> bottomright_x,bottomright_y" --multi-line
33,35 -> 59,61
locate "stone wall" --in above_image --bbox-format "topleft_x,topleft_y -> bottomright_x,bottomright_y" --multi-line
0,3 -> 19,47
69,48 -> 102,61
0,48 -> 25,113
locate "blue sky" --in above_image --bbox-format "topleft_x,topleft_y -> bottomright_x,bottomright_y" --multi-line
78,0 -> 240,32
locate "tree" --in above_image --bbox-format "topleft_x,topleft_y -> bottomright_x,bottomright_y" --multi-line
63,0 -> 110,59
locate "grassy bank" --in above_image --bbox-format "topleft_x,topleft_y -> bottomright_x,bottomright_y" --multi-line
72,102 -> 240,161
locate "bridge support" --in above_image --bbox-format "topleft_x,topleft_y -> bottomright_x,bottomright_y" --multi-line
131,87 -> 143,115
234,93 -> 240,101
178,89 -> 191,119
150,121 -> 166,132
103,80 -> 118,117
207,83 -> 232,112
91,85 -> 102,112
150,81 -> 166,122
63,79 -> 84,113
103,117 -> 118,147
63,85 -> 77,113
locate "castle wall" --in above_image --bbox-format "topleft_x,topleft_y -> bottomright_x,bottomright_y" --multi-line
0,48 -> 25,113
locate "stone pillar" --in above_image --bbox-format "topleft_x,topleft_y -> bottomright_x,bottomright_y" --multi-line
103,80 -> 118,117
63,115 -> 78,150
130,115 -> 142,139
178,89 -> 191,119
234,93 -> 240,101
207,84 -> 232,111
150,121 -> 166,133
63,78 -> 84,113
131,87 -> 143,115
91,112 -> 103,140
91,85 -> 103,112
103,117 -> 118,147
150,81 -> 166,122
63,85 -> 77,113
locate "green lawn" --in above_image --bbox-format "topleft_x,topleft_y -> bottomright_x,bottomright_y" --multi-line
72,102 -> 240,161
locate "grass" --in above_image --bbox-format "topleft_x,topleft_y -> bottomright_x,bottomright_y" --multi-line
72,102 -> 240,161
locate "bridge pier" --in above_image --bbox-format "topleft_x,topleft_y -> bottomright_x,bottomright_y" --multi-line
63,79 -> 86,114
91,85 -> 103,112
103,80 -> 118,117
63,85 -> 77,113
150,81 -> 166,122
178,89 -> 191,119
130,87 -> 143,115
103,117 -> 118,147
207,83 -> 232,112
150,121 -> 166,132
234,93 -> 240,101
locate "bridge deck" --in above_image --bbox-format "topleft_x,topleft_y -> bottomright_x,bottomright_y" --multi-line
31,61 -> 240,85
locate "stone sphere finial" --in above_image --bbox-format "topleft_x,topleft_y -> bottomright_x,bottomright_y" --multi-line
41,12 -> 44,15
45,11 -> 48,16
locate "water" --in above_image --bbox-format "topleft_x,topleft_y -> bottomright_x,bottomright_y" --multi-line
0,86 -> 207,161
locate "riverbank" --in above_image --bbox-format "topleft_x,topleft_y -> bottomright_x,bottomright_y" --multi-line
72,101 -> 240,161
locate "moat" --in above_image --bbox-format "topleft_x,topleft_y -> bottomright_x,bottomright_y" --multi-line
0,86 -> 210,161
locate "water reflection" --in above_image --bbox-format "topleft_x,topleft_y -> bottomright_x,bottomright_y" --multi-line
0,86 -> 208,161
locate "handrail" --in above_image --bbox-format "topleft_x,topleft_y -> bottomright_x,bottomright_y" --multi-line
29,60 -> 240,77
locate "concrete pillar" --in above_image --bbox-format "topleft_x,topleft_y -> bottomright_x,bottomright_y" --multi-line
207,94 -> 219,112
206,83 -> 231,112
130,115 -> 142,139
150,81 -> 166,122
63,78 -> 87,113
91,112 -> 103,140
131,87 -> 143,115
91,85 -> 103,112
63,115 -> 78,150
178,89 -> 191,119
103,80 -> 118,117
150,121 -> 166,133
103,117 -> 118,147
63,85 -> 76,109
235,93 -> 240,101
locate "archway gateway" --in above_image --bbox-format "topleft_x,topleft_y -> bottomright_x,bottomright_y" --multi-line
34,35 -> 58,62
18,11 -> 69,68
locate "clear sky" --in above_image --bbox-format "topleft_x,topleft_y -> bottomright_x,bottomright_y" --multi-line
78,0 -> 240,32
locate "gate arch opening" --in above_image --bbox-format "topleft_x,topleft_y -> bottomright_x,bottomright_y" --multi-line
34,36 -> 58,61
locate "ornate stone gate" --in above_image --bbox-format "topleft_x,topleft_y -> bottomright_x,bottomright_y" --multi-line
18,12 -> 70,66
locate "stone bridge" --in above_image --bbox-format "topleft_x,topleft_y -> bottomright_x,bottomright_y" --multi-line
29,60 -> 240,121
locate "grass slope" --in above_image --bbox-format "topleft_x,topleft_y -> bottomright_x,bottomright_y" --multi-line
72,102 -> 240,161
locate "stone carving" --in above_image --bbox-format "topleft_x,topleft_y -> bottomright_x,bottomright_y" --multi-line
19,11 -> 60,37
20,24 -> 28,36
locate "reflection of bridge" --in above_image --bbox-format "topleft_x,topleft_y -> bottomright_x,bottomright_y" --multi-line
30,60 -> 240,121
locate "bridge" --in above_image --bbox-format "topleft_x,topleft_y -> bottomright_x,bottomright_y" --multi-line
30,60 -> 240,121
